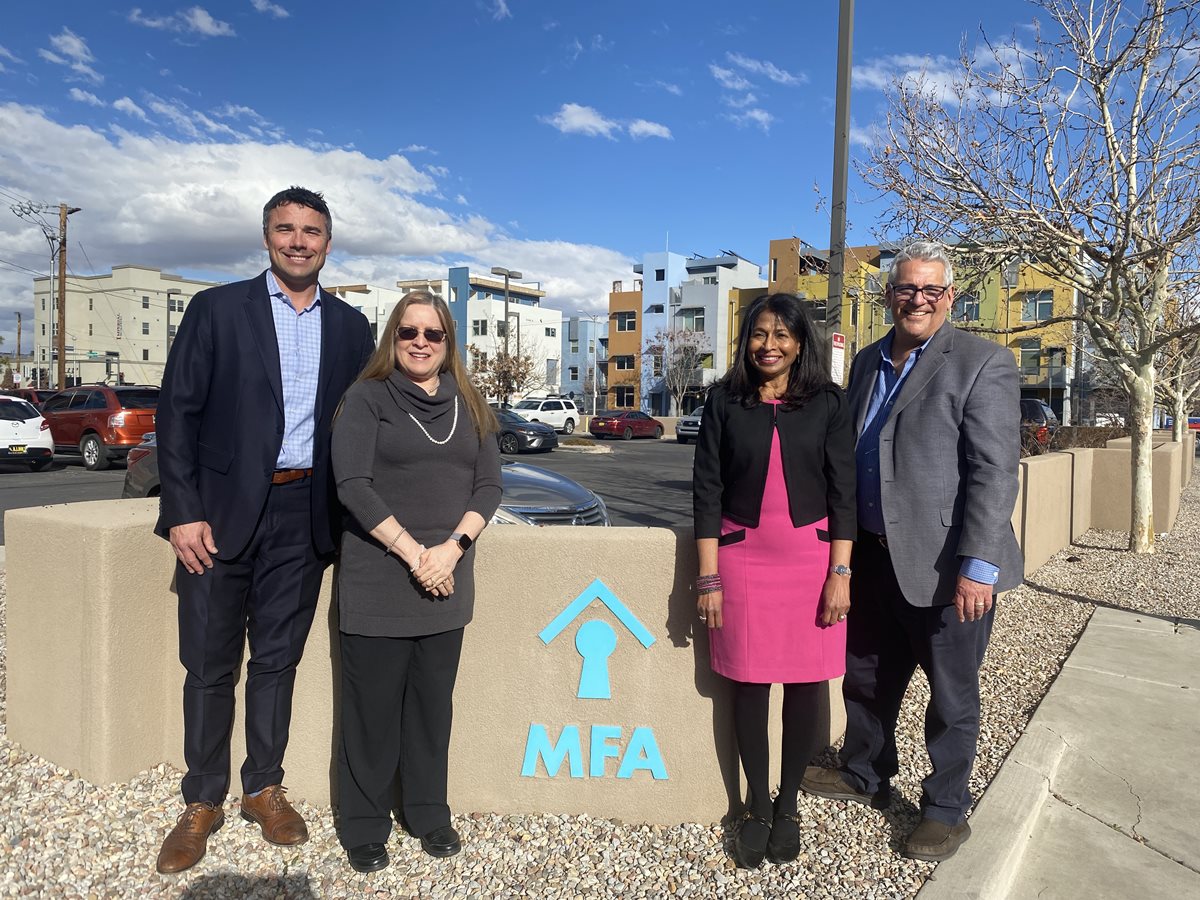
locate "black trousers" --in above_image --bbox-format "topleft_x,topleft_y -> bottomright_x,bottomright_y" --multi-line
337,627 -> 464,849
177,477 -> 325,804
839,533 -> 995,825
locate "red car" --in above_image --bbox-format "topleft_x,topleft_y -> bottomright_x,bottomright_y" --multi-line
588,410 -> 664,440
39,385 -> 159,470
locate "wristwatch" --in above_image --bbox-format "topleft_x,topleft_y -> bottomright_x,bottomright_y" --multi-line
829,564 -> 852,577
450,532 -> 473,553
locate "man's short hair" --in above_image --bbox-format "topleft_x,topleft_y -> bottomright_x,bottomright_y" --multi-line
890,241 -> 953,286
262,186 -> 332,239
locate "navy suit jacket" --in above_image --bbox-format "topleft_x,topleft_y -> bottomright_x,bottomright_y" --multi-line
154,272 -> 375,559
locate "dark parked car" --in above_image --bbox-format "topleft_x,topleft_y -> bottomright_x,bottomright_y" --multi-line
588,410 -> 664,441
0,388 -> 57,408
40,385 -> 158,470
122,434 -> 609,526
495,409 -> 558,454
1020,398 -> 1060,451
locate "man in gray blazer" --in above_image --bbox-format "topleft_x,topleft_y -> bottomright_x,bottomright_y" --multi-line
802,241 -> 1022,862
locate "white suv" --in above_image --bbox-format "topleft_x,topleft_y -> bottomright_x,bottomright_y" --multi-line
511,397 -> 579,434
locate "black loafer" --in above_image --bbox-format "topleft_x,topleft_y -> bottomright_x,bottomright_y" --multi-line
346,842 -> 389,873
733,813 -> 771,870
420,825 -> 462,858
766,812 -> 802,863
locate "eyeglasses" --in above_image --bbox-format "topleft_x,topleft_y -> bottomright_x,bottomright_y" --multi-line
890,283 -> 951,302
394,326 -> 447,344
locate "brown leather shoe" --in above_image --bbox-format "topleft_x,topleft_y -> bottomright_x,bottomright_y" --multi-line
800,766 -> 891,809
156,802 -> 224,874
903,816 -> 972,861
239,785 -> 309,846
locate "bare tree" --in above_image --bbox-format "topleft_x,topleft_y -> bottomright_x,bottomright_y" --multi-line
642,328 -> 711,416
1155,291 -> 1200,440
862,0 -> 1200,552
468,347 -> 544,403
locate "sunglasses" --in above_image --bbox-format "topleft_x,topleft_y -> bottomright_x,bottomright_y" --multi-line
394,326 -> 447,344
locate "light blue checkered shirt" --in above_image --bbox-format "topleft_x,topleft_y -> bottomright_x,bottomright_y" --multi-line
266,270 -> 322,469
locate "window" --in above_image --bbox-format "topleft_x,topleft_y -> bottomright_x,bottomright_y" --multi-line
655,269 -> 665,281
142,322 -> 150,335
89,324 -> 93,336
1022,290 -> 1054,322
770,258 -> 778,282
169,296 -> 184,312
41,298 -> 46,311
679,308 -> 705,331
168,324 -> 177,337
702,275 -> 717,285
651,353 -> 663,376
472,319 -> 488,336
569,341 -> 579,353
614,355 -> 635,370
615,311 -> 636,332
1019,339 -> 1041,375
41,324 -> 45,336
568,366 -> 579,380
615,386 -> 635,407
142,296 -> 150,309
496,321 -> 509,338
143,349 -> 150,361
645,304 -> 664,314
545,327 -> 556,337
953,294 -> 980,322
1003,259 -> 1020,289
88,299 -> 93,311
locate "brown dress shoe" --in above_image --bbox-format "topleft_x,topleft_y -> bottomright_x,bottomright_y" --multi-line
903,816 -> 972,861
239,785 -> 309,846
156,802 -> 224,874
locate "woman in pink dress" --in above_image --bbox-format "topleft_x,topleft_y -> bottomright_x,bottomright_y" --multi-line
692,293 -> 856,869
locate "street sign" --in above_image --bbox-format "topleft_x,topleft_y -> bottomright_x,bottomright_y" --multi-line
831,332 -> 846,385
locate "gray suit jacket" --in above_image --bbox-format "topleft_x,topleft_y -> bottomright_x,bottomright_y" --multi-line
847,324 -> 1024,606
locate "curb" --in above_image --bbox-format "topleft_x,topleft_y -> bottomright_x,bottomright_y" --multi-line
917,703 -> 1069,898
555,443 -> 614,454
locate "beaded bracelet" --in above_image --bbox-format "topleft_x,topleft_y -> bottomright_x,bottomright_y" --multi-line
697,585 -> 723,596
384,526 -> 407,556
696,574 -> 722,588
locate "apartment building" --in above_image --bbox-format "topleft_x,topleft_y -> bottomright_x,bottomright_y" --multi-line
606,251 -> 765,414
29,265 -> 222,388
559,316 -> 608,413
397,269 -> 562,397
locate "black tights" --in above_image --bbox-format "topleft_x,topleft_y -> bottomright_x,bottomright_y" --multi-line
733,680 -> 823,819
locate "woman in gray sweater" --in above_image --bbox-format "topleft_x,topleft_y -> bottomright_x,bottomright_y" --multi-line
331,291 -> 501,874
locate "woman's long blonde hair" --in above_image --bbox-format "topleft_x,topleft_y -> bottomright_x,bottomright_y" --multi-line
357,291 -> 498,438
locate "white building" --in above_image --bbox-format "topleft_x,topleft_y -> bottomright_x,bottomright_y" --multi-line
29,265 -> 222,388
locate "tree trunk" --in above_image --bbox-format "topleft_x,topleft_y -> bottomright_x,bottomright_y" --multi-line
1127,367 -> 1156,553
1172,391 -> 1186,443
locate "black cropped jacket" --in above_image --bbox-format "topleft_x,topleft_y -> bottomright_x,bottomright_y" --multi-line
692,382 -> 857,540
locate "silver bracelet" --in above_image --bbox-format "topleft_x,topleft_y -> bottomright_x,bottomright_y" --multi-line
385,526 -> 407,555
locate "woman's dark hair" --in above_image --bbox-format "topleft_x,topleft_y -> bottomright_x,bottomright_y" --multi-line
722,293 -> 830,408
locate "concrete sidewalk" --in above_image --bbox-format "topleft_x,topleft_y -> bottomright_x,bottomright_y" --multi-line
919,606 -> 1200,899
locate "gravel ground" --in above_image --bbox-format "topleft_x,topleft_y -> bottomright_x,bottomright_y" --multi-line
2,478 -> 1198,899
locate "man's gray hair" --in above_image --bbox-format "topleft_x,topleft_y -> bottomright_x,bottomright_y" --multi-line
890,241 -> 954,286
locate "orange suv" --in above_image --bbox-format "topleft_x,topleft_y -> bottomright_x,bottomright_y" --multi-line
40,385 -> 159,470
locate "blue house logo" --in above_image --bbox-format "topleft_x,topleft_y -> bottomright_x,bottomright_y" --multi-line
521,578 -> 667,781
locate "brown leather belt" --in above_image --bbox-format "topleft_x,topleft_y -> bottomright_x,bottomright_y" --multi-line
271,468 -> 312,485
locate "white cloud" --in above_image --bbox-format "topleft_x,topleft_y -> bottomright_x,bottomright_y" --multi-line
722,92 -> 758,109
854,52 -> 963,104
69,88 -> 105,106
590,34 -> 613,52
726,52 -> 806,86
456,194 -> 469,205
849,120 -> 879,148
656,81 -> 683,96
425,165 -> 450,177
400,143 -> 432,153
709,65 -> 750,91
628,119 -> 672,141
251,0 -> 290,18
726,108 -> 774,133
39,28 -> 102,84
0,45 -> 23,70
539,103 -> 620,139
0,102 -> 634,351
491,0 -> 511,20
113,96 -> 150,122
129,7 -> 236,38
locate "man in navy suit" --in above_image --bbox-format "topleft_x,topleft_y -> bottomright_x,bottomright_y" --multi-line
154,187 -> 375,874
802,241 -> 1022,862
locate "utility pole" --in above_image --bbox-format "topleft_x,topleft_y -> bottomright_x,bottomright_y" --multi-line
15,313 -> 21,384
825,0 -> 855,343
55,204 -> 82,388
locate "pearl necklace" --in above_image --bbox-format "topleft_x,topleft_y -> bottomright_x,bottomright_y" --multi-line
408,396 -> 458,445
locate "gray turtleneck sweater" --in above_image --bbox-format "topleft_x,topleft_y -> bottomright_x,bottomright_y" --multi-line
331,370 -> 502,637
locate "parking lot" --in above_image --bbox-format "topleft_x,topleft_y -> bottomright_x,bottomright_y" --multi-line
0,437 -> 697,544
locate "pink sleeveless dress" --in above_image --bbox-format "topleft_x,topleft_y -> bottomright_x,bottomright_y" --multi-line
709,403 -> 847,683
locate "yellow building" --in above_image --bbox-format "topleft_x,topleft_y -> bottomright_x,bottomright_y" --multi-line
605,284 -> 643,409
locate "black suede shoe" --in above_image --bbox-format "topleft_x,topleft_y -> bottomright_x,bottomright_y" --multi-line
346,842 -> 389,873
733,812 -> 771,870
420,825 -> 462,858
766,812 -> 802,864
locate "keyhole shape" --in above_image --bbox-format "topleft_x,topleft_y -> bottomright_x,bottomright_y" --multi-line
575,619 -> 618,699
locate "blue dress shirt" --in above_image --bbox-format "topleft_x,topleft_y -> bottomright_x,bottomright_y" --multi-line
856,332 -> 999,586
266,270 -> 322,469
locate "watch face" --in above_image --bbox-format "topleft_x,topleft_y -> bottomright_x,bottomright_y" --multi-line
456,533 -> 473,551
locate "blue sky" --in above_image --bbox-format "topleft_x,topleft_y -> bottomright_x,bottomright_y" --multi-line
0,0 -> 1045,350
